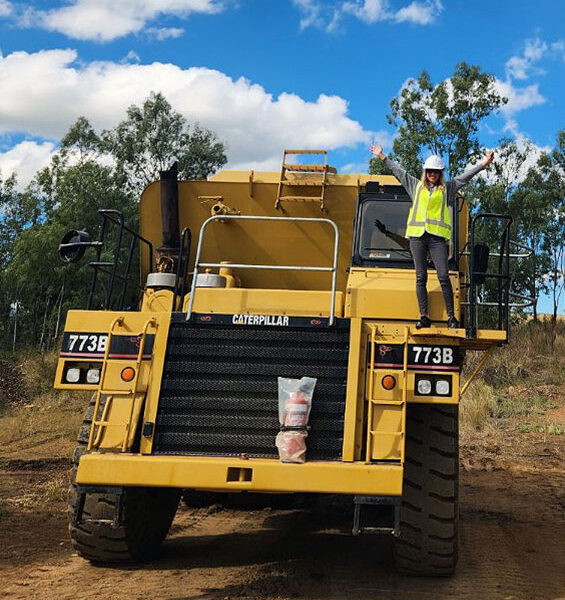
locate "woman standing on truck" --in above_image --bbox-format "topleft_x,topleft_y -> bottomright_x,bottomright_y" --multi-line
371,145 -> 494,329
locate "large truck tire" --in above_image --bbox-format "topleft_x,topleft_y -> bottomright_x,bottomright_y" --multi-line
68,397 -> 181,563
393,403 -> 459,576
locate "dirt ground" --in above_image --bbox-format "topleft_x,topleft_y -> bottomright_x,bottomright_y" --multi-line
1,433 -> 564,600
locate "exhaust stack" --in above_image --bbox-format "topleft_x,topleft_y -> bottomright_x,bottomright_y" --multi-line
157,162 -> 180,272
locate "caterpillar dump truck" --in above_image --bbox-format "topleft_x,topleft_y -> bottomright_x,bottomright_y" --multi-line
55,150 -> 524,575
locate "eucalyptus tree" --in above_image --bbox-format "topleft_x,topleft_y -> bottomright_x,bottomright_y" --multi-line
101,91 -> 227,192
381,63 -> 507,177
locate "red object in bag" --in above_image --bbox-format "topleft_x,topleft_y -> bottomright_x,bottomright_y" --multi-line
283,391 -> 309,427
275,430 -> 307,463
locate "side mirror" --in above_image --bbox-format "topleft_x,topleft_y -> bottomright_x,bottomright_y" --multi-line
472,243 -> 490,285
59,230 -> 92,263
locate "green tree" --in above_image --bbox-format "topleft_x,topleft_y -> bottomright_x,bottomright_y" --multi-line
3,118 -> 135,350
386,63 -> 507,177
102,91 -> 227,192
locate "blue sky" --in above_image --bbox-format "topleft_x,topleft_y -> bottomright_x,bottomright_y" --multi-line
0,0 -> 563,312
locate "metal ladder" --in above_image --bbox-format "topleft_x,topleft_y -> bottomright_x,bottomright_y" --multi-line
353,325 -> 409,536
87,316 -> 156,452
275,150 -> 337,212
365,325 -> 409,464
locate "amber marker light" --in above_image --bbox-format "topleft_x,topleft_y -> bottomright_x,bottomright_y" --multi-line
382,375 -> 396,390
121,367 -> 136,382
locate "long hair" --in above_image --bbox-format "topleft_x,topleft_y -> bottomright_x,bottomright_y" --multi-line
420,169 -> 445,190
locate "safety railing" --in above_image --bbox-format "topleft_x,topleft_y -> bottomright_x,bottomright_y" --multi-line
463,213 -> 536,338
185,215 -> 340,325
87,210 -> 154,311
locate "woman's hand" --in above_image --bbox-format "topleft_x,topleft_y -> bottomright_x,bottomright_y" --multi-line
482,150 -> 495,168
371,144 -> 386,160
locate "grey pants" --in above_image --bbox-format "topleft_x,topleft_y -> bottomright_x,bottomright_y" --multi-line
409,232 -> 455,318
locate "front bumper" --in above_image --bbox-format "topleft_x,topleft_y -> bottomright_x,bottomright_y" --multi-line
76,453 -> 403,496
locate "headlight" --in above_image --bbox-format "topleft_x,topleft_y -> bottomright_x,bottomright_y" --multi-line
65,368 -> 80,383
435,380 -> 450,395
417,379 -> 432,394
86,368 -> 100,384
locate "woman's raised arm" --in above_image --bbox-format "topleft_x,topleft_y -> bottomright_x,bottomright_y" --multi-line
451,150 -> 495,192
371,145 -> 419,197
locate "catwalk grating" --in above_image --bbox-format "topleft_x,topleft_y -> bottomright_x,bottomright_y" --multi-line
153,319 -> 350,459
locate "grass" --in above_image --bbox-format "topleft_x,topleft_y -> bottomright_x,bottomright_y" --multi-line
0,348 -> 90,459
461,319 -> 565,434
515,422 -> 565,435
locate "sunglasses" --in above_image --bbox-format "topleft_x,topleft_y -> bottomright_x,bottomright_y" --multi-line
426,169 -> 441,175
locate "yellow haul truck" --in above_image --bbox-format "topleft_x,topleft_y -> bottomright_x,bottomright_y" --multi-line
55,150 -> 522,575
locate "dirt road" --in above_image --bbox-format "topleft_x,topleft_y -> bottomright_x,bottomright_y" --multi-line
1,444 -> 564,600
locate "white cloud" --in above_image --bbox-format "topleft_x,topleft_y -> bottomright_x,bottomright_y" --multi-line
26,0 -> 222,42
340,161 -> 369,174
394,0 -> 442,24
342,0 -> 389,23
505,36 -> 565,81
292,0 -> 324,29
495,79 -> 546,117
295,0 -> 442,30
343,0 -> 442,26
0,140 -> 56,189
121,50 -> 141,64
0,0 -> 12,17
146,27 -> 185,41
505,37 -> 549,80
0,49 -> 369,171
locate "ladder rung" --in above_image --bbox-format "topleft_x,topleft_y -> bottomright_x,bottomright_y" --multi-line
93,421 -> 126,428
370,399 -> 405,406
370,431 -> 404,437
282,180 -> 324,187
283,164 -> 326,172
284,150 -> 327,155
278,196 -> 324,202
99,389 -> 134,396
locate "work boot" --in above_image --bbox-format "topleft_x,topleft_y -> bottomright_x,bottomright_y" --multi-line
448,316 -> 460,329
415,316 -> 431,329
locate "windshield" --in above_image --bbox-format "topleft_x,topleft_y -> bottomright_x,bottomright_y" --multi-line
356,197 -> 413,263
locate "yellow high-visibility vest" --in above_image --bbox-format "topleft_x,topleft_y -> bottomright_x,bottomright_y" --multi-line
405,182 -> 451,240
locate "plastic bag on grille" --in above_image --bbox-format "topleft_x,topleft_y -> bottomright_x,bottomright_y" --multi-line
275,377 -> 317,463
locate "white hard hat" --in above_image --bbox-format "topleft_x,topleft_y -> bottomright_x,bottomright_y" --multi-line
423,155 -> 445,170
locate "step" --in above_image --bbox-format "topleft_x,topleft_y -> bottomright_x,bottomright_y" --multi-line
283,164 -> 336,173
277,196 -> 324,202
281,180 -> 324,187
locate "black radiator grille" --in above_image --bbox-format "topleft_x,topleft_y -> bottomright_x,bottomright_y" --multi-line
153,320 -> 350,459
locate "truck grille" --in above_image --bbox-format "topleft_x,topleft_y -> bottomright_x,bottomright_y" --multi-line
153,319 -> 350,460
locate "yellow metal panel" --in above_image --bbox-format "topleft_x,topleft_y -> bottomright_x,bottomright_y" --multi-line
341,318 -> 363,461
363,322 -> 460,405
184,287 -> 344,318
141,289 -> 174,313
103,361 -> 150,393
77,454 -> 403,496
345,268 -> 461,321
407,371 -> 460,405
95,393 -> 145,450
55,310 -> 163,390
140,312 -> 172,454
370,369 -> 404,403
370,405 -> 403,460
140,179 -> 359,293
